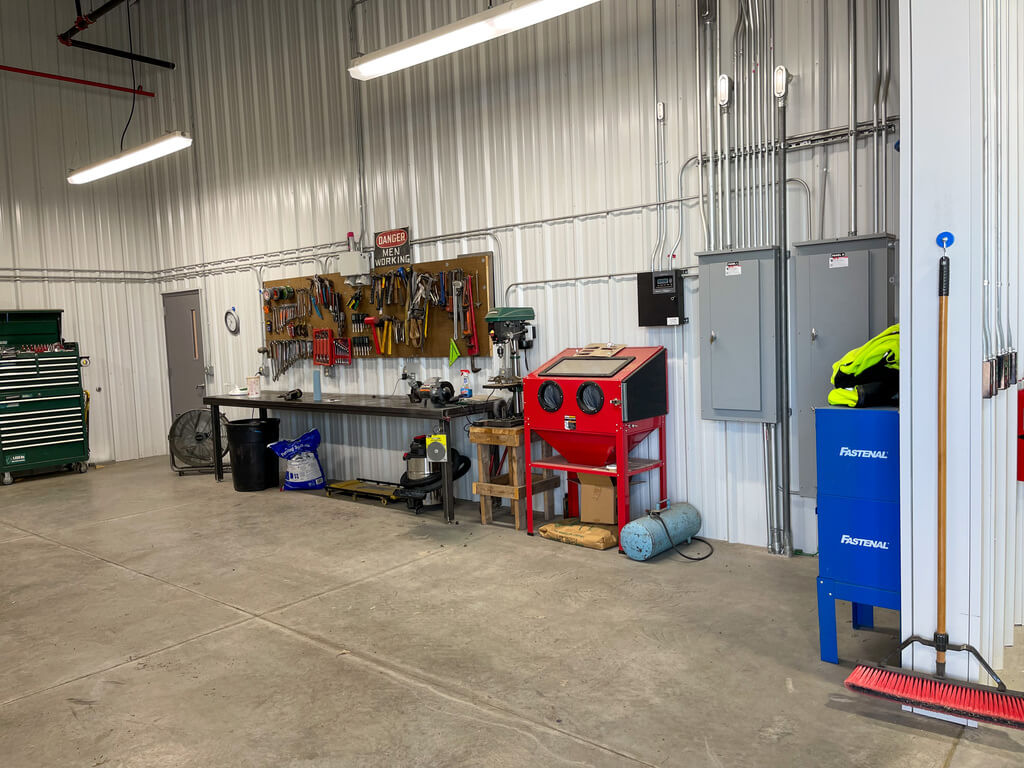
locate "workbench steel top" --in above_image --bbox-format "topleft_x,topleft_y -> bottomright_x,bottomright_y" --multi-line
203,391 -> 499,420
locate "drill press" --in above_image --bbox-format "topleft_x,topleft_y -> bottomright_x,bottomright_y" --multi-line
480,306 -> 535,426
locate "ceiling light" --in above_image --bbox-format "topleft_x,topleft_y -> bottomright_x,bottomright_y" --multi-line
67,131 -> 193,184
348,0 -> 602,81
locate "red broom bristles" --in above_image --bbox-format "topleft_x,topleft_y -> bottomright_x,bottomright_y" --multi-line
845,664 -> 1024,729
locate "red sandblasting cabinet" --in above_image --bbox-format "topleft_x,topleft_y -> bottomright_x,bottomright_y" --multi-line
523,344 -> 669,545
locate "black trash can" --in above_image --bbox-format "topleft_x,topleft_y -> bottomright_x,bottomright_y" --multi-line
226,418 -> 280,491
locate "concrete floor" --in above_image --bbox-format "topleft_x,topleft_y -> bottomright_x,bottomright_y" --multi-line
1,458 -> 1023,767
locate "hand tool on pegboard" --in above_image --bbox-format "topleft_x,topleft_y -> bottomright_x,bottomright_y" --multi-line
335,338 -> 353,366
365,316 -> 383,355
313,329 -> 336,366
462,273 -> 481,371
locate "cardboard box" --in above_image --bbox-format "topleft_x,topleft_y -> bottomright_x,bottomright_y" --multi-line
578,474 -> 616,525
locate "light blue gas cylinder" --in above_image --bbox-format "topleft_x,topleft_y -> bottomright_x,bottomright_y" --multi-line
620,503 -> 702,561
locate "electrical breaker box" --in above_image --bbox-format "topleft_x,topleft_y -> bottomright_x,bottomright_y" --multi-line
793,233 -> 897,496
815,407 -> 899,593
636,270 -> 685,327
697,248 -> 778,422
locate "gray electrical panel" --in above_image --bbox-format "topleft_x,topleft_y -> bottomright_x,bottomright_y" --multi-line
793,233 -> 897,497
698,247 -> 779,423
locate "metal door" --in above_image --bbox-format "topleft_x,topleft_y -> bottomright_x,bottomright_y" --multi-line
707,258 -> 762,412
162,291 -> 207,418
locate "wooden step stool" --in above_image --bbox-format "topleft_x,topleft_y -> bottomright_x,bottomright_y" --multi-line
470,425 -> 559,529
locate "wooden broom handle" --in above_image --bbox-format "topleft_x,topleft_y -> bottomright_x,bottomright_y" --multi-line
937,255 -> 950,657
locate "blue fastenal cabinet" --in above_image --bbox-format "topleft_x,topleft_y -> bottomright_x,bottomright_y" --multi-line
815,407 -> 900,663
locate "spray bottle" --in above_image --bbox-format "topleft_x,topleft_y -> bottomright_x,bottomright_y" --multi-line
459,369 -> 472,398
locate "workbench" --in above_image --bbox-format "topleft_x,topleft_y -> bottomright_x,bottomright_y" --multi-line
203,391 -> 499,523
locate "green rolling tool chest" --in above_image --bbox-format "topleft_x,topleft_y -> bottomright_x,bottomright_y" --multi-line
0,310 -> 90,486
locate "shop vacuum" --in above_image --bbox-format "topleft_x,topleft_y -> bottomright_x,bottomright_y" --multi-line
325,435 -> 470,512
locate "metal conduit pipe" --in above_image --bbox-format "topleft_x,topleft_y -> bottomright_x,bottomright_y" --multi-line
721,96 -> 733,247
756,0 -> 765,245
669,156 -> 702,259
349,0 -> 371,249
879,0 -> 892,231
731,2 -> 744,247
774,87 -> 792,556
820,0 -> 831,239
992,0 -> 1007,382
768,0 -> 777,245
715,9 -> 725,250
744,0 -> 755,246
763,422 -> 776,548
872,0 -> 883,232
649,0 -> 668,273
704,18 -> 718,249
694,0 -> 710,249
981,0 -> 994,379
770,0 -> 774,244
848,0 -> 858,235
786,178 -> 813,240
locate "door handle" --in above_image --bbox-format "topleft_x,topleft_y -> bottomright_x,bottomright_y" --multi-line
810,328 -> 818,341
709,331 -> 717,344
195,383 -> 206,392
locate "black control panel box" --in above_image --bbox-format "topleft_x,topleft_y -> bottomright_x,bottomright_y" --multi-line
636,270 -> 686,327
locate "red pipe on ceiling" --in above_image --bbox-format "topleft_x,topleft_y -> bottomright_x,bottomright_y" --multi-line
0,64 -> 154,97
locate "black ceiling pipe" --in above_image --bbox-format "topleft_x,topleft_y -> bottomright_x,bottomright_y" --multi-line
57,0 -> 128,43
66,38 -> 175,70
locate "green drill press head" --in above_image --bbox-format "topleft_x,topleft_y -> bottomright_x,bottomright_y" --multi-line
485,306 -> 535,323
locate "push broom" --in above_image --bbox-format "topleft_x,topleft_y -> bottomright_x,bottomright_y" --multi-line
844,244 -> 1024,729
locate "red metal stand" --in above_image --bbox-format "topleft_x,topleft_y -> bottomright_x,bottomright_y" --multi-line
522,345 -> 669,550
525,416 -> 667,546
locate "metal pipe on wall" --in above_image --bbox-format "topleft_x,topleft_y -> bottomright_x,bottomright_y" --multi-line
774,85 -> 792,556
872,0 -> 883,232
649,0 -> 668,272
848,0 -> 858,235
879,0 -> 892,231
704,18 -> 719,249
819,0 -> 832,239
768,0 -> 778,246
695,1 -> 711,249
721,91 -> 733,247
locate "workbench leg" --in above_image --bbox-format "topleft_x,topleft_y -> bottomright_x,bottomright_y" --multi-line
441,420 -> 455,524
540,441 -> 554,522
817,578 -> 839,664
616,429 -> 630,549
524,427 -> 535,534
658,417 -> 668,506
477,443 -> 492,524
852,603 -> 875,630
508,441 -> 524,531
211,404 -> 224,482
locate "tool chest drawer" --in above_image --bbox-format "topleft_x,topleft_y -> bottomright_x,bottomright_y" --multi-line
0,394 -> 88,470
0,309 -> 89,480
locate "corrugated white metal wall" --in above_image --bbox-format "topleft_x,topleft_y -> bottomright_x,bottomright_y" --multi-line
2,0 -> 901,550
0,0 -> 176,462
901,0 -> 1023,693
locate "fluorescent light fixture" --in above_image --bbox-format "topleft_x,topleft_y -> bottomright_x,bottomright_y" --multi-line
67,130 -> 193,184
348,0 -> 602,81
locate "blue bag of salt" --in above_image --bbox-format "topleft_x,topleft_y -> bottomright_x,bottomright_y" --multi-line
268,428 -> 325,490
